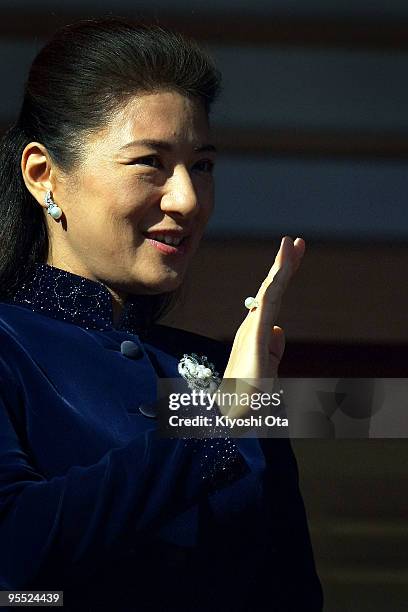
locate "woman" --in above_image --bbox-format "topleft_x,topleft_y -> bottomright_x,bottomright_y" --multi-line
0,16 -> 323,611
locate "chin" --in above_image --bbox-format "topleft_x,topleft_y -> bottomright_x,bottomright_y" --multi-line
140,272 -> 183,294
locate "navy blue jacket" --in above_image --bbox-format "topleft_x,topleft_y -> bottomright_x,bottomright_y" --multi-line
0,263 -> 323,611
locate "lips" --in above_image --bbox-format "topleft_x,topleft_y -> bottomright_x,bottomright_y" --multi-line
143,230 -> 191,255
143,233 -> 185,247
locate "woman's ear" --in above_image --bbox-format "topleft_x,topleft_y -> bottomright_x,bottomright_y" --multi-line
20,141 -> 54,209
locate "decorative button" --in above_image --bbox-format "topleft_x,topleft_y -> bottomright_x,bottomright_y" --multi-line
120,340 -> 143,359
138,402 -> 157,418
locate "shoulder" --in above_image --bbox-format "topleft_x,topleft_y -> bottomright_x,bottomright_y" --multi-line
140,324 -> 232,373
0,301 -> 61,349
0,302 -> 23,347
0,305 -> 27,396
0,301 -> 39,333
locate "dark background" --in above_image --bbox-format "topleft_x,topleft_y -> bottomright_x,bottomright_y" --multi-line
1,1 -> 407,610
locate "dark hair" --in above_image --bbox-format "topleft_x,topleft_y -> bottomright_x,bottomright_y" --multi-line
0,15 -> 222,324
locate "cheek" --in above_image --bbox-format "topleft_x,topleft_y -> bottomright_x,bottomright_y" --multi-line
113,181 -> 157,221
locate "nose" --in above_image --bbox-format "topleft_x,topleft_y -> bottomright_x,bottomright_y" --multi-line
160,166 -> 199,217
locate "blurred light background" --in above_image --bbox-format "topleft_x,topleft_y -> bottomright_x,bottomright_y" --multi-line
1,2 -> 407,610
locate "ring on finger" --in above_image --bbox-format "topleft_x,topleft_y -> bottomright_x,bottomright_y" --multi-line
244,296 -> 259,310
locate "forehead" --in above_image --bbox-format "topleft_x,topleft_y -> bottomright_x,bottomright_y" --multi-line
105,91 -> 209,147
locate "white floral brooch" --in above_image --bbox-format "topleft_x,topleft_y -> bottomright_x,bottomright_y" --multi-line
178,353 -> 221,393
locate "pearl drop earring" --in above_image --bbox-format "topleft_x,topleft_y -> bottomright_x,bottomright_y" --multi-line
44,190 -> 62,220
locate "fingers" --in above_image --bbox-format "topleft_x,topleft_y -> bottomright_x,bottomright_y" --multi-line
293,237 -> 306,272
281,236 -> 305,275
265,236 -> 290,282
269,236 -> 296,282
256,235 -> 304,303
294,236 -> 306,255
259,260 -> 292,327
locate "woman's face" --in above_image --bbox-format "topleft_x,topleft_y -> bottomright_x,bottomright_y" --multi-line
37,90 -> 216,297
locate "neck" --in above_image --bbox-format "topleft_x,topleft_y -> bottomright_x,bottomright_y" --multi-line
45,255 -> 129,327
108,288 -> 128,327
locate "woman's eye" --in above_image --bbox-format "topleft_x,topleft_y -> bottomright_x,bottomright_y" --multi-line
194,160 -> 215,173
134,156 -> 162,168
128,157 -> 214,173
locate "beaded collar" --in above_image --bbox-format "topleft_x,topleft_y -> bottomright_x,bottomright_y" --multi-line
4,262 -> 158,334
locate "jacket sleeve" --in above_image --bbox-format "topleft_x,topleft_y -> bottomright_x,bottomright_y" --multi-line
0,346 -> 250,591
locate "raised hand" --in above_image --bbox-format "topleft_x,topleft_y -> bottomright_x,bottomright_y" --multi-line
218,236 -> 305,417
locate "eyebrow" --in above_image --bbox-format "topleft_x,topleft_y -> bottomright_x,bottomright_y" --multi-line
119,138 -> 217,154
